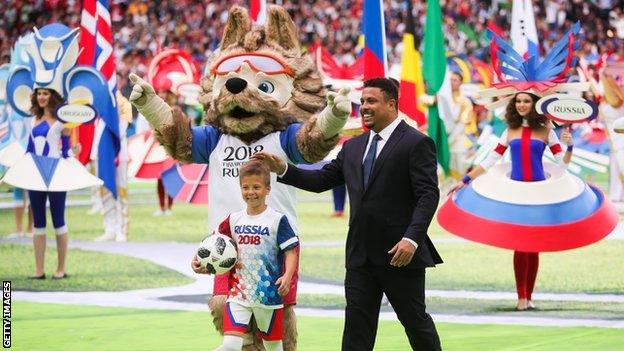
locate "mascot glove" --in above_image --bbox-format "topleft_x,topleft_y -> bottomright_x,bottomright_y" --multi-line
318,87 -> 351,138
128,73 -> 172,128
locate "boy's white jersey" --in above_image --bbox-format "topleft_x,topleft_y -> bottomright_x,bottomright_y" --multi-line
223,207 -> 299,308
208,133 -> 298,234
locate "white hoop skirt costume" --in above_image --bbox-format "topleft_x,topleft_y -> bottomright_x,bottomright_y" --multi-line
438,162 -> 617,252
2,154 -> 102,191
1,120 -> 102,191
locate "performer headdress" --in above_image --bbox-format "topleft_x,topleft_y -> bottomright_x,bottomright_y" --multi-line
480,22 -> 589,110
6,23 -> 113,118
10,33 -> 34,72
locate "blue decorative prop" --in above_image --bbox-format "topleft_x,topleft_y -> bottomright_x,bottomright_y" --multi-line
0,64 -> 10,148
490,22 -> 580,84
480,22 -> 589,111
6,23 -> 114,119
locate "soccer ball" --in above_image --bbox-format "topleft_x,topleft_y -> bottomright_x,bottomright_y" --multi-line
197,233 -> 238,274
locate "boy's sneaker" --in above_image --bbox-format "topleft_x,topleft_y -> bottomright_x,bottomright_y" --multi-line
115,234 -> 127,242
153,209 -> 164,216
164,209 -> 172,216
6,232 -> 24,239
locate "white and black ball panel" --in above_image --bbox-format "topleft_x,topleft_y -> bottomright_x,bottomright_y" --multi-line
219,257 -> 237,269
215,236 -> 226,255
197,247 -> 211,259
197,233 -> 238,274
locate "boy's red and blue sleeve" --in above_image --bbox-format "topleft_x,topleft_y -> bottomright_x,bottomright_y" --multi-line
218,215 -> 232,237
277,215 -> 299,252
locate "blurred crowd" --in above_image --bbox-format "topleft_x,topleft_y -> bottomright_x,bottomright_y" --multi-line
0,0 -> 623,92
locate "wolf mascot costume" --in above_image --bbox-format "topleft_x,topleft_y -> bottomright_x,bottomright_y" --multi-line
128,6 -> 349,350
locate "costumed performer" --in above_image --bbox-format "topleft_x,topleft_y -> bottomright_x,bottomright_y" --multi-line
3,23 -> 113,279
439,23 -> 618,311
129,6 -> 349,351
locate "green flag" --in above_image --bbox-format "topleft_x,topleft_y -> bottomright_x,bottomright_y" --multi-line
423,0 -> 450,175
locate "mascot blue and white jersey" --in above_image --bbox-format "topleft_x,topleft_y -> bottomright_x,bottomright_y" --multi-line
219,206 -> 299,308
192,123 -> 308,233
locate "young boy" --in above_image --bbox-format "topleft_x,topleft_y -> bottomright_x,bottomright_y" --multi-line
192,160 -> 299,351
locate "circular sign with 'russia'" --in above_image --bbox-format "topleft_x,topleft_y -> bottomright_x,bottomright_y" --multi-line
536,94 -> 598,124
55,103 -> 97,125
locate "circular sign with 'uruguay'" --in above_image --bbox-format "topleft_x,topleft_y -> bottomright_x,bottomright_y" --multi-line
55,103 -> 97,125
535,94 -> 598,124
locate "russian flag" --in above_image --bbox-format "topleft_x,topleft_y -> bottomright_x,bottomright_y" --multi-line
363,0 -> 387,80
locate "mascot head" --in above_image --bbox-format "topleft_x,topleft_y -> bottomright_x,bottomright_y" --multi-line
199,6 -> 326,143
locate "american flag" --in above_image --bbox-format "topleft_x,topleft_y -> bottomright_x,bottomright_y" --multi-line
78,0 -> 120,198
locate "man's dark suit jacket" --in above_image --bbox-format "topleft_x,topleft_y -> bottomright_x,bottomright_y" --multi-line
281,120 -> 443,269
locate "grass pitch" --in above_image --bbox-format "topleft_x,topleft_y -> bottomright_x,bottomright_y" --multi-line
300,240 -> 624,294
2,200 -> 623,295
0,244 -> 192,291
8,302 -> 623,351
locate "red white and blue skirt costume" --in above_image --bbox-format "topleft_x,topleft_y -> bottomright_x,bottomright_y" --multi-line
438,126 -> 618,253
438,21 -> 618,301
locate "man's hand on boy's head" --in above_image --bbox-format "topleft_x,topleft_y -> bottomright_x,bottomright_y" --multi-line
276,274 -> 291,296
191,255 -> 211,274
250,152 -> 286,174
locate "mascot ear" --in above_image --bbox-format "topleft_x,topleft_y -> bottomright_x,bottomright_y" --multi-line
266,5 -> 300,52
7,65 -> 34,117
65,66 -> 114,122
221,6 -> 252,49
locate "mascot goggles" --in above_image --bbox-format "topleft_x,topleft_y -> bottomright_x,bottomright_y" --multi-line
211,53 -> 294,77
